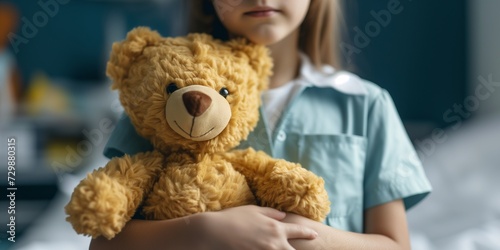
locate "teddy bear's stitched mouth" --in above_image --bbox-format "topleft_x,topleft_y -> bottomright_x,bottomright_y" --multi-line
174,120 -> 215,139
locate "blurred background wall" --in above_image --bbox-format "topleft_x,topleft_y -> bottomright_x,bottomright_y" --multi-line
7,0 -> 186,82
343,0 -> 468,136
469,0 -> 500,116
0,0 -> 498,249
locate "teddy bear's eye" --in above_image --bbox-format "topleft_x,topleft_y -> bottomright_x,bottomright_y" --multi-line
166,83 -> 178,94
219,88 -> 229,98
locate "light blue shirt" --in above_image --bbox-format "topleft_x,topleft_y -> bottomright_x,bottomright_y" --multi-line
104,56 -> 431,233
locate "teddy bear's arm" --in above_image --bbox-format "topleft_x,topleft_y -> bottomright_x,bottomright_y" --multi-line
65,151 -> 164,239
225,148 -> 331,222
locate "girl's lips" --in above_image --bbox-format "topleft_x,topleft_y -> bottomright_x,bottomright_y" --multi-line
244,8 -> 279,17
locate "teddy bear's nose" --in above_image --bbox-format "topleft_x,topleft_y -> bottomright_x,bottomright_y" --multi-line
182,91 -> 212,117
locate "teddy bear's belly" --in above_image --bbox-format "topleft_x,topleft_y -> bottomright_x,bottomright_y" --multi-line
141,159 -> 256,220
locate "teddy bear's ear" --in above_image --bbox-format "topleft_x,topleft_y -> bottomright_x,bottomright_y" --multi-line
228,39 -> 273,91
107,27 -> 162,89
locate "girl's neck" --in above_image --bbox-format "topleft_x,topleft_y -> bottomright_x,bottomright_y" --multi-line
267,29 -> 301,89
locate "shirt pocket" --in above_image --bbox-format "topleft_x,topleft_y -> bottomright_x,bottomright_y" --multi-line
296,134 -> 367,232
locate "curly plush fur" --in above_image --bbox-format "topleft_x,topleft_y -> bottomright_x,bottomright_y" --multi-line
65,27 -> 330,239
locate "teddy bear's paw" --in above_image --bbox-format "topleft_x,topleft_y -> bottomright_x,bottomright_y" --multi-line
282,179 -> 331,222
65,173 -> 130,239
258,161 -> 331,221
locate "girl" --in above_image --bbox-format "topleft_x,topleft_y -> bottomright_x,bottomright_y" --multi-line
90,0 -> 431,249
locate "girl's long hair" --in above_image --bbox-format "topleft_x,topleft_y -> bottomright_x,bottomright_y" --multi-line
188,0 -> 344,69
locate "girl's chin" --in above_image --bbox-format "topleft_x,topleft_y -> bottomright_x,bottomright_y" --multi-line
245,32 -> 287,46
228,27 -> 291,46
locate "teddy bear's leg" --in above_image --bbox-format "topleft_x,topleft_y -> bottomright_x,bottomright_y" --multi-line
65,151 -> 164,239
226,148 -> 330,222
141,166 -> 202,220
142,160 -> 256,220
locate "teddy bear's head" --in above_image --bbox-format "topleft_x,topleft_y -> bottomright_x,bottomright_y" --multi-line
107,27 -> 272,154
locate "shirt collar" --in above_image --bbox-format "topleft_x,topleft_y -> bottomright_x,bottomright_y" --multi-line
296,52 -> 368,96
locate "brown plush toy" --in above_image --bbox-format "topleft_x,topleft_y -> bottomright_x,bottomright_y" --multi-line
65,27 -> 330,239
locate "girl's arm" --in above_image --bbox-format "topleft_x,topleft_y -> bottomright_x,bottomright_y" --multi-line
89,205 -> 318,250
287,199 -> 411,250
89,216 -> 204,250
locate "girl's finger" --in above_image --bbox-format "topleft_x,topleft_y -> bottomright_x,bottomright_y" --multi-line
284,223 -> 318,240
258,207 -> 287,220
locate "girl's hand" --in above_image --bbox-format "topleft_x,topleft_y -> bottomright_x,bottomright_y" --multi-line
281,213 -> 325,249
202,205 -> 318,250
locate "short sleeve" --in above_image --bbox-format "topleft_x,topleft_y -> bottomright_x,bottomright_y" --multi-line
363,90 -> 432,210
103,113 -> 154,159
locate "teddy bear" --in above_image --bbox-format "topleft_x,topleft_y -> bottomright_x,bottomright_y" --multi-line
65,27 -> 331,239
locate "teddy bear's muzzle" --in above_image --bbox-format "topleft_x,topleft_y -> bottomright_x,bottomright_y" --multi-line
165,85 -> 232,141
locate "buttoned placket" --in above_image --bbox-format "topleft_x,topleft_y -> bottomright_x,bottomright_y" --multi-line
268,85 -> 308,157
